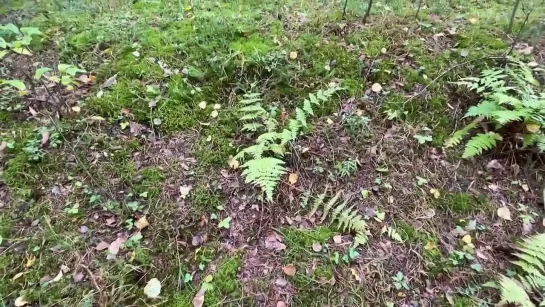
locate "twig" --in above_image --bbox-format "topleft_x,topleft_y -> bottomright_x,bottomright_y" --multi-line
342,0 -> 348,19
506,0 -> 533,57
79,264 -> 105,305
363,0 -> 373,23
415,0 -> 424,19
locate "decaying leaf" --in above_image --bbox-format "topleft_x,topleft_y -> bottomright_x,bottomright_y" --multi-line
144,278 -> 162,298
95,241 -> 109,251
282,264 -> 296,276
350,267 -> 361,282
333,235 -> 342,244
135,216 -> 149,230
51,269 -> 63,282
288,173 -> 298,184
14,296 -> 30,307
180,185 -> 192,199
107,237 -> 125,260
312,241 -> 322,252
265,233 -> 286,251
429,188 -> 440,199
101,74 -> 117,88
192,288 -> 205,307
462,235 -> 472,244
289,51 -> 298,59
371,83 -> 382,93
497,206 -> 512,220
526,124 -> 541,133
228,157 -> 239,169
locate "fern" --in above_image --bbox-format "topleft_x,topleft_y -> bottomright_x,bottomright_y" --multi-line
306,189 -> 369,247
452,59 -> 545,157
381,226 -> 403,242
462,132 -> 502,158
241,157 -> 286,201
498,233 -> 545,307
235,87 -> 340,201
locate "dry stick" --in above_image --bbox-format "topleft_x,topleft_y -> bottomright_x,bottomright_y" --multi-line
363,0 -> 373,23
506,2 -> 532,57
415,0 -> 424,19
508,0 -> 521,33
342,0 -> 349,19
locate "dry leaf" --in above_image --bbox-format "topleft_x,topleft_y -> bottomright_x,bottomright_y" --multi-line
526,124 -> 541,133
312,241 -> 322,252
12,272 -> 24,281
333,235 -> 342,244
521,184 -> 529,192
51,269 -> 63,282
350,268 -> 361,282
228,157 -> 239,169
486,160 -> 503,169
180,185 -> 192,199
198,101 -> 207,109
424,241 -> 436,250
95,241 -> 109,251
135,216 -> 149,230
517,46 -> 534,55
326,118 -> 334,125
41,131 -> 50,145
497,206 -> 512,220
468,17 -> 478,24
371,83 -> 382,93
288,173 -> 298,184
211,110 -> 219,118
289,51 -> 298,59
25,255 -> 36,268
71,106 -> 81,113
28,106 -> 38,116
462,235 -> 472,244
108,237 -> 125,257
265,233 -> 286,251
192,288 -> 205,307
101,74 -> 117,88
14,296 -> 30,307
277,302 -> 287,307
213,104 -> 221,110
282,264 -> 296,276
90,116 -> 106,121
72,272 -> 85,283
476,251 -> 488,260
144,278 -> 162,298
275,278 -> 289,287
429,188 -> 440,198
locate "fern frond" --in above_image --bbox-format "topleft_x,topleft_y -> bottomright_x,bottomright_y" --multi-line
492,109 -> 529,125
242,123 -> 264,132
499,276 -> 533,307
308,188 -> 328,218
320,190 -> 342,223
303,99 -> 314,115
445,122 -> 478,148
464,100 -> 502,118
329,199 -> 348,225
257,132 -> 281,144
462,132 -> 502,158
296,107 -> 307,127
288,119 -> 302,139
241,157 -> 286,201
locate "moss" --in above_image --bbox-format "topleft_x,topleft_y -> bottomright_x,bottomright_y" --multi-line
229,34 -> 274,56
133,166 -> 165,199
134,246 -> 152,265
313,264 -> 334,280
195,123 -> 236,167
434,192 -> 490,214
280,226 -> 334,262
108,147 -> 137,182
190,186 -> 222,215
457,29 -> 507,50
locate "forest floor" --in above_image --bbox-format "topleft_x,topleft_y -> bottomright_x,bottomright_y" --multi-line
1,0 -> 545,306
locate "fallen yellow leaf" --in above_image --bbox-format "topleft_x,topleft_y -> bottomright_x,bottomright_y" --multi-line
371,83 -> 382,93
424,241 -> 436,250
288,173 -> 298,184
429,188 -> 440,199
462,235 -> 472,244
25,255 -> 36,268
468,17 -> 478,24
526,124 -> 541,133
135,216 -> 149,230
289,51 -> 298,60
228,157 -> 239,169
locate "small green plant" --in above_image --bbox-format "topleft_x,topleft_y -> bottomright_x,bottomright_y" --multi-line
446,59 -> 545,158
497,233 -> 545,306
342,114 -> 370,136
234,87 -> 340,201
0,23 -> 42,57
35,64 -> 86,90
392,272 -> 409,290
307,189 -> 369,246
335,158 -> 359,178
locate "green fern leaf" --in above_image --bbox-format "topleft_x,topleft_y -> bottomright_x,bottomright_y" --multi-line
499,276 -> 533,307
303,99 -> 314,115
288,119 -> 302,139
241,157 -> 286,201
464,100 -> 502,118
320,190 -> 341,223
309,93 -> 320,105
308,188 -> 328,218
329,199 -> 348,225
257,132 -> 281,144
445,122 -> 477,148
462,132 -> 502,158
296,107 -> 307,127
242,123 -> 264,132
492,109 -> 529,125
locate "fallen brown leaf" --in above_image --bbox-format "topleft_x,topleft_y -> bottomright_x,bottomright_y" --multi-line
192,288 -> 205,307
95,241 -> 109,251
312,241 -> 322,252
101,74 -> 118,88
282,264 -> 296,276
135,216 -> 149,230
